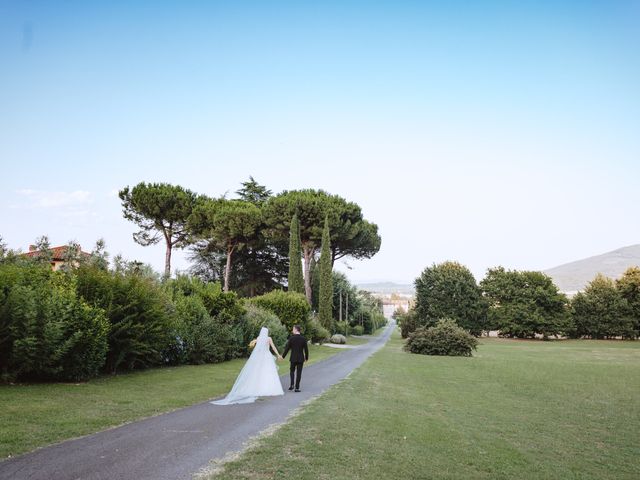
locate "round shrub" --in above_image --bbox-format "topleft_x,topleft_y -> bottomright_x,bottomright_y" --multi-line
249,290 -> 310,331
330,334 -> 346,344
405,318 -> 478,357
351,325 -> 365,336
243,303 -> 288,352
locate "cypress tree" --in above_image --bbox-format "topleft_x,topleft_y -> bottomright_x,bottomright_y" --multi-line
318,216 -> 333,329
288,214 -> 305,294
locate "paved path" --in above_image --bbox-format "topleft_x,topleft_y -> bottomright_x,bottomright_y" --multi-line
0,323 -> 395,480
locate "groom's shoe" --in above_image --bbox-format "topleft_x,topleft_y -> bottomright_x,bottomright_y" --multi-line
288,386 -> 294,391
294,389 -> 301,392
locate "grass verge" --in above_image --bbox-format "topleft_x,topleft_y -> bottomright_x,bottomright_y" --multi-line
211,332 -> 640,480
0,344 -> 340,459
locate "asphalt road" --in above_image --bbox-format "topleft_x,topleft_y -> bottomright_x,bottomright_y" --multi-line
0,322 -> 394,480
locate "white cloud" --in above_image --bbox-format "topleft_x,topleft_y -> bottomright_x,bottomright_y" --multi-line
16,189 -> 92,208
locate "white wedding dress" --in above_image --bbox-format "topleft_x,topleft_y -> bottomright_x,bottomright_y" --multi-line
211,327 -> 284,405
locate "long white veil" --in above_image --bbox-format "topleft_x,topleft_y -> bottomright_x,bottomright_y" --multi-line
211,327 -> 284,405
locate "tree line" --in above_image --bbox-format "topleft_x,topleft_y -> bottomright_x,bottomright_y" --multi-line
395,261 -> 640,340
0,176 -> 387,382
0,239 -> 385,382
119,178 -> 381,301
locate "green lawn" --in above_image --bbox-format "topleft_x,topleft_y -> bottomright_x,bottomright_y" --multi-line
213,332 -> 640,480
0,344 -> 341,459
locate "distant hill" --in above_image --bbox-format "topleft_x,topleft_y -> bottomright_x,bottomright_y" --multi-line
545,244 -> 640,294
357,282 -> 415,295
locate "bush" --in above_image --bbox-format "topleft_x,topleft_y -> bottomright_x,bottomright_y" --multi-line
333,321 -> 350,335
166,275 -> 244,321
571,274 -> 635,339
249,290 -> 310,331
168,293 -> 232,364
415,262 -> 487,336
165,276 -> 247,363
481,267 -> 572,339
243,303 -> 288,352
405,318 -> 478,357
397,308 -> 418,338
351,325 -> 365,336
330,334 -> 346,344
0,263 -> 108,382
76,266 -> 174,372
305,316 -> 330,343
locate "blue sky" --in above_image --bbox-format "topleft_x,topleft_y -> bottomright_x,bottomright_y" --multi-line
1,1 -> 639,283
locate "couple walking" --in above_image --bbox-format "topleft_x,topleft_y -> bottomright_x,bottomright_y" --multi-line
211,325 -> 309,405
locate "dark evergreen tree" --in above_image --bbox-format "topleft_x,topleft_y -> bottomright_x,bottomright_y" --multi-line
414,261 -> 487,336
318,217 -> 333,329
572,274 -> 635,339
288,214 -> 305,294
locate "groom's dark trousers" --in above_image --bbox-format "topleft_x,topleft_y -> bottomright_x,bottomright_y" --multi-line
282,334 -> 309,389
290,362 -> 303,390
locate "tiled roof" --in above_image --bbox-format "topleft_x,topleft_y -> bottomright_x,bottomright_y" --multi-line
24,245 -> 91,261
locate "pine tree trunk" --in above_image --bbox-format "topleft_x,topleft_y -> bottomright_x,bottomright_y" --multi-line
164,241 -> 172,279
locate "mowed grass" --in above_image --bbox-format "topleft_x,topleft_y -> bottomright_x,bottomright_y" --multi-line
0,344 -> 340,459
213,332 -> 640,480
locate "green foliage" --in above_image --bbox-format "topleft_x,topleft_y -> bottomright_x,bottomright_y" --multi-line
333,321 -> 350,335
405,318 -> 478,357
616,267 -> 640,338
76,266 -> 174,372
357,290 -> 387,334
88,238 -> 110,270
0,263 -> 108,382
189,179 -> 287,297
318,217 -> 333,329
30,236 -> 53,265
249,290 -> 311,331
236,176 -> 272,206
394,307 -> 418,339
164,275 -> 246,363
119,182 -> 198,277
481,267 -> 572,339
188,240 -> 287,297
0,235 -> 7,259
305,316 -> 330,343
168,293 -> 232,364
571,274 -> 635,339
351,325 -> 364,336
188,197 -> 263,291
263,189 -> 381,302
414,261 -> 487,336
243,303 -> 288,351
287,214 -> 305,294
166,275 -> 244,321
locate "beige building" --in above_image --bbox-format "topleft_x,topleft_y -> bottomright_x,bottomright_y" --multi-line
24,244 -> 90,271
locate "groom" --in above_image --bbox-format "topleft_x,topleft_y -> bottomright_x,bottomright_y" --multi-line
281,325 -> 309,392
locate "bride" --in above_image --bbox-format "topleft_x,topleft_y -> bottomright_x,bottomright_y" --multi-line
211,327 -> 284,405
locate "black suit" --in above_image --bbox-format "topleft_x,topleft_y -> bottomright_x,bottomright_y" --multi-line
282,334 -> 309,390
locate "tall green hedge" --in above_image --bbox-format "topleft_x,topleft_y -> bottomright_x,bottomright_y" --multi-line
0,263 -> 108,382
76,266 -> 174,372
249,289 -> 310,331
